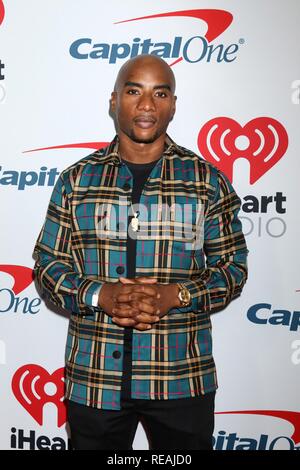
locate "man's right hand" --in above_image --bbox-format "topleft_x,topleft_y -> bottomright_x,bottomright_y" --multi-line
98,279 -> 160,331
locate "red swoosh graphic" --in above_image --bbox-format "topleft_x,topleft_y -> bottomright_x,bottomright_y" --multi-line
0,265 -> 34,294
216,410 -> 300,445
115,9 -> 233,65
115,9 -> 233,42
23,142 -> 109,153
0,1 -> 4,26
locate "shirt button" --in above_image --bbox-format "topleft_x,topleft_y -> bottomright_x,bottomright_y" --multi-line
116,266 -> 125,274
122,182 -> 131,191
112,350 -> 121,359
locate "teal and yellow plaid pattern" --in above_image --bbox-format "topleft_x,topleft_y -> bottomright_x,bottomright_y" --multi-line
33,135 -> 248,410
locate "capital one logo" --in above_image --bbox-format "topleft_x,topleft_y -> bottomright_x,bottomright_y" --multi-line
70,9 -> 241,65
12,365 -> 66,427
0,143 -> 109,190
247,303 -> 300,332
0,264 -> 41,313
198,117 -> 288,184
0,1 -> 4,26
215,410 -> 300,449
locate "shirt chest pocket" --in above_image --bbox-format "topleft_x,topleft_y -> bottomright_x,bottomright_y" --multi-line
73,199 -> 129,241
137,196 -> 203,242
136,196 -> 205,271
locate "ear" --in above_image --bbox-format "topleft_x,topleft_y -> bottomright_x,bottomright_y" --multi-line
171,95 -> 177,119
110,91 -> 117,113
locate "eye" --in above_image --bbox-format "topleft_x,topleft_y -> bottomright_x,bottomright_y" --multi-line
127,89 -> 140,95
155,91 -> 168,98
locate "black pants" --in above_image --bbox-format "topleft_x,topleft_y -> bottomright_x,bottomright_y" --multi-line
67,393 -> 215,450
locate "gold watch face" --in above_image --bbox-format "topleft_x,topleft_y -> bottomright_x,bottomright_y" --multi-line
179,287 -> 191,304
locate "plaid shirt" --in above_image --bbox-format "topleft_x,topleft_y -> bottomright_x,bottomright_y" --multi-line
33,135 -> 248,410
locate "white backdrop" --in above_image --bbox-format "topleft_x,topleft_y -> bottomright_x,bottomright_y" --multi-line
0,0 -> 299,450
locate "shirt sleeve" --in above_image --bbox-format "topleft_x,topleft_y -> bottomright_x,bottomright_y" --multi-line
33,174 -> 104,315
171,170 -> 248,315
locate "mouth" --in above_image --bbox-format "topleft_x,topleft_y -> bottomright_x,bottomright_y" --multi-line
133,115 -> 157,129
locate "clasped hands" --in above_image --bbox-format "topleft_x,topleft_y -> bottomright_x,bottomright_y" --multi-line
99,277 -> 180,331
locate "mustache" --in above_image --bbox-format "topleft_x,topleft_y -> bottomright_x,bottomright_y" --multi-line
133,115 -> 157,123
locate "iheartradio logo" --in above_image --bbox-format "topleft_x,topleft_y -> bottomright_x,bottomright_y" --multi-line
12,365 -> 66,427
198,117 -> 288,184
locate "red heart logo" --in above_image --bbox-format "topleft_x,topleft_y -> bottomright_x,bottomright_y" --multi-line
198,117 -> 288,184
12,364 -> 66,427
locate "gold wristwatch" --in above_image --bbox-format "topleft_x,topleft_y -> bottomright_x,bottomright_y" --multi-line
177,283 -> 191,307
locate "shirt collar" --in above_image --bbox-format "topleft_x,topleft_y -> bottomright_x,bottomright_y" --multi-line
100,134 -> 185,166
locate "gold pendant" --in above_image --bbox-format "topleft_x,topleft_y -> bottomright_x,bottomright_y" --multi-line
131,213 -> 139,232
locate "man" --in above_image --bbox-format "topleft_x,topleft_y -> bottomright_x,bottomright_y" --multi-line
33,55 -> 248,450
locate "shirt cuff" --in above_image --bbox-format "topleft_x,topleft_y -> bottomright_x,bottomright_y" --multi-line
92,286 -> 102,307
168,279 -> 210,314
77,279 -> 104,312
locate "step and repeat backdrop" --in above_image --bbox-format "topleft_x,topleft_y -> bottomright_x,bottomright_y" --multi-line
0,0 -> 299,450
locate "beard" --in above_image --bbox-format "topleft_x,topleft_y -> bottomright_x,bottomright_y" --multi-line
127,127 -> 166,144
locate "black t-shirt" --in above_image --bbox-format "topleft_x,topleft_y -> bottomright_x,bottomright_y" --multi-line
121,158 -> 159,399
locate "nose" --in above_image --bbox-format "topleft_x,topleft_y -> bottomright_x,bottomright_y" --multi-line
136,92 -> 156,112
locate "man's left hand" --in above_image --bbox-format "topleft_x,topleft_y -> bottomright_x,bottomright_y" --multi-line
111,277 -> 180,330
